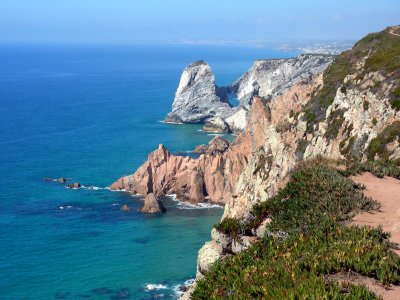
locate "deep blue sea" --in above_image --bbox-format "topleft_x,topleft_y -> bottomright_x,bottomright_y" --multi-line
0,44 -> 298,299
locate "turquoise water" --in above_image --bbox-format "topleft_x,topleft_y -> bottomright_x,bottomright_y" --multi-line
0,44 -> 298,299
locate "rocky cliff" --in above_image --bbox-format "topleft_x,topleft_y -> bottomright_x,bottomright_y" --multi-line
165,54 -> 334,133
191,26 -> 400,286
110,136 -> 250,204
164,60 -> 232,124
229,53 -> 335,106
111,26 -> 400,298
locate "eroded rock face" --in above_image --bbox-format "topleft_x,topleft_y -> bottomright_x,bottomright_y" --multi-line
139,193 -> 166,213
110,135 -> 248,204
230,54 -> 334,106
165,61 -> 231,124
203,117 -> 230,133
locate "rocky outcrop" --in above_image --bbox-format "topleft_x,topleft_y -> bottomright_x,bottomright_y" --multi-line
229,54 -> 335,106
66,182 -> 81,189
193,144 -> 208,154
139,193 -> 166,213
110,135 -> 250,204
202,117 -> 229,133
165,61 -> 231,124
166,55 -> 333,134
43,177 -> 67,183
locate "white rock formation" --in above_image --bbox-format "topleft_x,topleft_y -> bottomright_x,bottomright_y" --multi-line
230,54 -> 334,105
165,61 -> 232,123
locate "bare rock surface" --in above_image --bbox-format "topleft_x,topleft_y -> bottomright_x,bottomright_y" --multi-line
230,54 -> 335,106
165,61 -> 231,124
203,116 -> 229,133
139,193 -> 166,214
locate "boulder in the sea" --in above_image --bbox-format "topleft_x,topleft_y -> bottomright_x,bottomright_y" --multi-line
193,144 -> 208,154
66,182 -> 81,189
203,117 -> 230,133
139,193 -> 166,214
57,178 -> 68,183
43,177 -> 67,183
165,60 -> 232,123
207,135 -> 230,155
121,204 -> 131,211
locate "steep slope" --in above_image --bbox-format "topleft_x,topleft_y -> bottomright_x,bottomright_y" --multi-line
179,26 -> 400,298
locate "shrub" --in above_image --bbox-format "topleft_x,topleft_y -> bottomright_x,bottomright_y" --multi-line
366,121 -> 400,160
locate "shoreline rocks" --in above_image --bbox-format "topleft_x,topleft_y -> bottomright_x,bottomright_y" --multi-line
203,117 -> 230,133
110,134 -> 247,204
139,193 -> 166,214
66,182 -> 81,189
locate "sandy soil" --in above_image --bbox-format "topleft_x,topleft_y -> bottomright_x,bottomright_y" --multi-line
349,172 -> 400,299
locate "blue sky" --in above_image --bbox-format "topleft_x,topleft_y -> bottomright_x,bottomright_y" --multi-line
0,0 -> 399,43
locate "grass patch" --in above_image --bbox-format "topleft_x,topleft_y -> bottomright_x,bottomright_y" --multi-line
341,159 -> 400,179
193,224 -> 398,299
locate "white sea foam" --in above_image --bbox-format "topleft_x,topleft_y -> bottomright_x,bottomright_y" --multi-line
85,186 -> 106,191
59,205 -> 75,210
173,278 -> 196,296
167,195 -> 222,210
144,283 -> 168,291
159,120 -> 184,125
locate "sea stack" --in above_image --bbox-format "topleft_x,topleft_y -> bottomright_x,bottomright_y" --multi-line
139,193 -> 166,214
165,60 -> 231,124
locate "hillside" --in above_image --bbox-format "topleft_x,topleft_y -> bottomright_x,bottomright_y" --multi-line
184,26 -> 400,299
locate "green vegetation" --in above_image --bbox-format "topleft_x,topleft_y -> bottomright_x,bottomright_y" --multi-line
341,159 -> 400,180
194,159 -> 400,299
372,117 -> 378,126
393,86 -> 400,111
303,27 -> 400,130
360,31 -> 400,73
363,100 -> 370,110
325,108 -> 346,139
366,121 -> 400,160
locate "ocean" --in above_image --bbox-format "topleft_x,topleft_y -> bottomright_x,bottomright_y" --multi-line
0,44 -> 298,299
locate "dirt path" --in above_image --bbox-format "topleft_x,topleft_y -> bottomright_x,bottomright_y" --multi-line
388,26 -> 400,37
350,172 -> 400,299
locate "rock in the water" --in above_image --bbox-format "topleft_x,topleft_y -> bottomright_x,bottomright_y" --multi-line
203,117 -> 230,133
57,178 -> 68,183
207,135 -> 229,155
193,144 -> 208,154
139,193 -> 166,214
165,61 -> 232,123
66,182 -> 81,189
43,177 -> 67,183
121,204 -> 131,211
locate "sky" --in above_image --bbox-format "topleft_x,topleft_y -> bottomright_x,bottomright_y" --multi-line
0,0 -> 399,44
